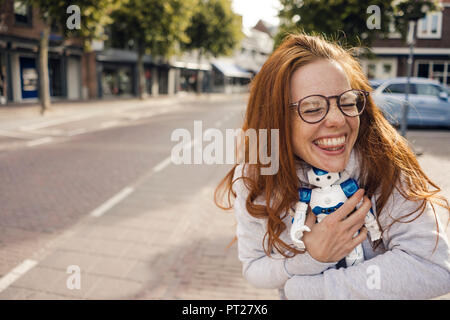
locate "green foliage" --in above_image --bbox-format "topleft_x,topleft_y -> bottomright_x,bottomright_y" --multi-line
26,0 -> 120,49
276,0 -> 394,48
183,0 -> 243,58
109,0 -> 198,57
275,0 -> 443,49
393,0 -> 442,39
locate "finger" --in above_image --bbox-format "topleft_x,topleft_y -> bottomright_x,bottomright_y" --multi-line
305,211 -> 316,229
342,196 -> 371,230
348,219 -> 365,238
330,189 -> 365,222
350,227 -> 368,248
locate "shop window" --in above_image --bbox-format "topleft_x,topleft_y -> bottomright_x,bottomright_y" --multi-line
49,58 -> 63,97
433,64 -> 444,73
145,68 -> 152,94
415,60 -> 450,85
417,63 -> 429,78
382,64 -> 391,74
101,66 -> 133,97
0,53 -> 7,104
367,64 -> 376,79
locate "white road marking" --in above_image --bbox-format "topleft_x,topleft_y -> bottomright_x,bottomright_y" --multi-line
0,259 -> 38,293
66,128 -> 87,137
0,130 -> 36,140
153,157 -> 172,173
26,137 -> 53,147
90,187 -> 135,218
100,120 -> 120,128
19,112 -> 101,131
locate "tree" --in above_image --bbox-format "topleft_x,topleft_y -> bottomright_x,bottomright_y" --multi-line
275,0 -> 394,49
19,0 -> 119,114
110,0 -> 197,99
183,0 -> 243,93
392,0 -> 442,40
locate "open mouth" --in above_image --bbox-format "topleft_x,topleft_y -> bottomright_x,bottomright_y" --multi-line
313,135 -> 346,152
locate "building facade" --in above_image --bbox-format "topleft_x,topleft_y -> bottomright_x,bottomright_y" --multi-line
0,0 -> 85,104
360,0 -> 450,86
0,0 -> 267,105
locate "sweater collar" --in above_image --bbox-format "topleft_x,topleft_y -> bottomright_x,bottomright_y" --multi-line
295,148 -> 361,186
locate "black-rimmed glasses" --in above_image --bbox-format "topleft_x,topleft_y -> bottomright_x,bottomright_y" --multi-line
289,89 -> 369,124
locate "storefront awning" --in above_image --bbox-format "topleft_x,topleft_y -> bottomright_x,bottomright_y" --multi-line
212,62 -> 252,78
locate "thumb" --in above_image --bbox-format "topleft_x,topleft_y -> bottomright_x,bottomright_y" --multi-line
305,211 -> 316,229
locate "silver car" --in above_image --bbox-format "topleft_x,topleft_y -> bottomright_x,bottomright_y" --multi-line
370,77 -> 450,128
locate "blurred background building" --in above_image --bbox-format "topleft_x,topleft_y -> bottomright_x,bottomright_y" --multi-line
360,0 -> 450,84
1,0 -> 449,106
0,0 -> 276,105
0,0 -> 85,104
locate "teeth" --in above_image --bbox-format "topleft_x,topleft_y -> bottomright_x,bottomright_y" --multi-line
314,135 -> 346,147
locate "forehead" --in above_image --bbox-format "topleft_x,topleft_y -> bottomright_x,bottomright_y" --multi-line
290,59 -> 351,101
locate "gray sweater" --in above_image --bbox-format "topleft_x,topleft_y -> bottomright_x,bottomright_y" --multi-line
232,150 -> 450,299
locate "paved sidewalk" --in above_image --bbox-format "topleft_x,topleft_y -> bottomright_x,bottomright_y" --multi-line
0,93 -> 280,299
0,162 -> 279,299
0,93 -> 242,131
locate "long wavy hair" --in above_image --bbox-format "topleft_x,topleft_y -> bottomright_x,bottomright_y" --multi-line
214,33 -> 449,258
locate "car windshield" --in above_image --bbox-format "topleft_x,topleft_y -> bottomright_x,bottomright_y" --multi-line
383,83 -> 414,94
369,81 -> 383,90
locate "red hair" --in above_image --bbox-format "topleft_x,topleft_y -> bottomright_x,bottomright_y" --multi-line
214,33 -> 449,257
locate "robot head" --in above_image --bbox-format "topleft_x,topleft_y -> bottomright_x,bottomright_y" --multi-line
307,167 -> 340,188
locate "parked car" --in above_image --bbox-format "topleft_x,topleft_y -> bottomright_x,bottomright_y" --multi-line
369,77 -> 450,128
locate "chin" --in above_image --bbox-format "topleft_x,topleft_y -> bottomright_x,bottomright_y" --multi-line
311,154 -> 349,173
320,162 -> 346,173
308,142 -> 352,173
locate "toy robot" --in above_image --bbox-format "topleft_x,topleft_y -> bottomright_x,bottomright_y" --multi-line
290,167 -> 382,267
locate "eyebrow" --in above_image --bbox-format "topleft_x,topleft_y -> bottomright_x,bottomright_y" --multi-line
292,88 -> 353,103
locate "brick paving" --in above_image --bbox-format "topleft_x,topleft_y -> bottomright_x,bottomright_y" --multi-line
0,158 -> 279,299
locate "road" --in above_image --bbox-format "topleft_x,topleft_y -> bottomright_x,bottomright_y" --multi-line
0,95 -> 448,299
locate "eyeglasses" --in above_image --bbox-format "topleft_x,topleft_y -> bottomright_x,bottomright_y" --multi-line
289,89 -> 369,124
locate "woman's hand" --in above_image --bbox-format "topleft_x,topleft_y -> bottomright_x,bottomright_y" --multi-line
302,189 -> 370,263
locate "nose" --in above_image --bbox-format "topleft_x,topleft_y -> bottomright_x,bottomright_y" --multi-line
323,99 -> 346,127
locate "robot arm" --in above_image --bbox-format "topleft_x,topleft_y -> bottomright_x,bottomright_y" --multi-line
290,188 -> 312,250
290,202 -> 311,250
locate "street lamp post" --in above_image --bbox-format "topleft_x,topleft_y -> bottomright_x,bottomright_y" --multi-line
401,20 -> 416,138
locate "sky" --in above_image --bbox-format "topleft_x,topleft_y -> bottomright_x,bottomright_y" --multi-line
232,0 -> 281,30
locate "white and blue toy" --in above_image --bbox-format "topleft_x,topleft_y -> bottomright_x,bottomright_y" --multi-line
290,167 -> 382,266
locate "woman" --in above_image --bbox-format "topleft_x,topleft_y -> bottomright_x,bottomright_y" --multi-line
214,33 -> 450,299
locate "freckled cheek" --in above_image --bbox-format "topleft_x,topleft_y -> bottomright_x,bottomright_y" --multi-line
348,118 -> 360,147
290,121 -> 314,157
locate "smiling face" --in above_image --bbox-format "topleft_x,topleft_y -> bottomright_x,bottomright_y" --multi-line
290,59 -> 360,173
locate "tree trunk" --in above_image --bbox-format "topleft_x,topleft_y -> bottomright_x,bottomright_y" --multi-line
137,47 -> 146,100
196,49 -> 203,95
39,21 -> 51,115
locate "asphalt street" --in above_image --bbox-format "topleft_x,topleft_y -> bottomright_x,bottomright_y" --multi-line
0,95 -> 246,274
